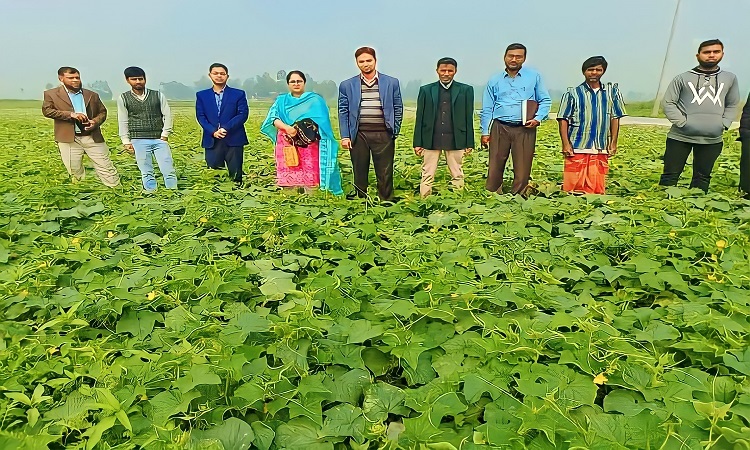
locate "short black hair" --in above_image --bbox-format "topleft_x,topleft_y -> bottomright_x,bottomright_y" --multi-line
698,39 -> 724,52
582,56 -> 608,72
209,63 -> 228,74
355,47 -> 376,60
124,66 -> 146,78
505,43 -> 527,57
436,57 -> 457,69
58,67 -> 79,76
286,70 -> 307,83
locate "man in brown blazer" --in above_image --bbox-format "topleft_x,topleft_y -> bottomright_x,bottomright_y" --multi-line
42,67 -> 120,187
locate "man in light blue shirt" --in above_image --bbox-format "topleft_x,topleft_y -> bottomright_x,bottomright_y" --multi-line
480,43 -> 551,195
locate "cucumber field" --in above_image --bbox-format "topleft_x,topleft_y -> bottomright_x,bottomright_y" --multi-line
0,100 -> 749,449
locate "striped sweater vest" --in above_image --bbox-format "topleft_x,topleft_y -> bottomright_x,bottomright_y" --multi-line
358,78 -> 387,132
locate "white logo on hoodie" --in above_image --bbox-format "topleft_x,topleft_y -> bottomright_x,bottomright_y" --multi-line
688,82 -> 724,106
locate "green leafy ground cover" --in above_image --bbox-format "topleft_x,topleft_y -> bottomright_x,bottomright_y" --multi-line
0,100 -> 749,449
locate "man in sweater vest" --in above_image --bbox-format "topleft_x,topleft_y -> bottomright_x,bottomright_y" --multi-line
660,39 -> 740,193
338,47 -> 403,202
117,66 -> 177,192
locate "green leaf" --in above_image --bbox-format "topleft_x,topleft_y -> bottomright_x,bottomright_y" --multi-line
403,412 -> 441,443
149,389 -> 201,426
322,404 -> 366,444
234,382 -> 265,404
115,309 -> 162,340
85,415 -> 117,450
723,348 -> 750,375
190,418 -> 255,450
173,364 -> 222,393
362,382 -> 409,422
603,390 -> 657,417
275,417 -> 333,450
259,271 -> 297,298
5,392 -> 31,406
430,392 -> 468,424
634,322 -> 681,342
362,348 -> 391,376
475,257 -> 508,278
251,421 -> 275,450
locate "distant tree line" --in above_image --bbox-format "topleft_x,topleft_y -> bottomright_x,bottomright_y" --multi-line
42,78 -> 658,105
46,73 -> 429,102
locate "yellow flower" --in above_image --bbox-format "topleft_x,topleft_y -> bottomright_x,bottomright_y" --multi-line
707,273 -> 717,281
669,230 -> 676,238
37,262 -> 47,268
267,215 -> 275,221
606,200 -> 615,205
71,237 -> 81,245
147,291 -> 157,301
430,227 -> 439,233
107,231 -> 115,238
711,254 -> 718,262
139,394 -> 148,401
239,237 -> 248,243
593,373 -> 608,385
199,217 -> 208,224
21,289 -> 29,296
47,347 -> 58,355
716,239 -> 727,250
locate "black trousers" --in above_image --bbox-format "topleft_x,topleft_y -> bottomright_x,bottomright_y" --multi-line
659,138 -> 723,193
206,140 -> 244,183
350,130 -> 395,200
741,133 -> 750,198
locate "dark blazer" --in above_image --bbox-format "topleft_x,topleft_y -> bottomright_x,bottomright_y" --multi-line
740,92 -> 750,137
338,73 -> 403,140
413,81 -> 475,150
42,86 -> 107,143
195,86 -> 249,148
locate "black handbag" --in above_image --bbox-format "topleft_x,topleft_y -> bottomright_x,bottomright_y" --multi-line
285,118 -> 321,148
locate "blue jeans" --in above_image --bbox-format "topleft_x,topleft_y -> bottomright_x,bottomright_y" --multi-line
131,139 -> 177,191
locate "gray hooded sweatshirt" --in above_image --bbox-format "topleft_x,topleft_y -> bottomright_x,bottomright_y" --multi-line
662,68 -> 740,144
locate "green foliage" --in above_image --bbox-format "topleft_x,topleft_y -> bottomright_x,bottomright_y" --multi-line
0,101 -> 749,449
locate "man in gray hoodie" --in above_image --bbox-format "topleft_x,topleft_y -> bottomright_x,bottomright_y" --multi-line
660,39 -> 740,193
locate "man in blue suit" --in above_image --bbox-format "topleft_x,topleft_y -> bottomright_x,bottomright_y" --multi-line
338,47 -> 403,201
196,63 -> 249,184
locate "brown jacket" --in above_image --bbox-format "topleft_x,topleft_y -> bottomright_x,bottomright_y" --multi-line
42,86 -> 107,143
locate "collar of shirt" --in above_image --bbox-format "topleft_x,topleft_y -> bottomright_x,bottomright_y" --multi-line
503,67 -> 525,78
131,89 -> 148,100
581,82 -> 604,93
440,80 -> 453,90
361,71 -> 379,87
213,87 -> 225,95
64,85 -> 83,95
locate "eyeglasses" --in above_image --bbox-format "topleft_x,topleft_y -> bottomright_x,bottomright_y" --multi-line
288,80 -> 304,84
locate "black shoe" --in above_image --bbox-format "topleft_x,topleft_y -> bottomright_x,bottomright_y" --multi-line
381,197 -> 402,206
346,193 -> 365,200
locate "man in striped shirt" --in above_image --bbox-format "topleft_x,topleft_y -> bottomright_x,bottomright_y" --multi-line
557,56 -> 626,194
338,47 -> 403,201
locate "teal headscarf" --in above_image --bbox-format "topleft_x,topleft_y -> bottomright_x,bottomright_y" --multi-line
261,92 -> 343,195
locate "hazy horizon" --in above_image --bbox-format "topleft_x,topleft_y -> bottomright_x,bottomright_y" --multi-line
2,0 -> 749,100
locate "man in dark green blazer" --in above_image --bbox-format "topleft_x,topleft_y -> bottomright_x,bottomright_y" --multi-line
413,57 -> 475,197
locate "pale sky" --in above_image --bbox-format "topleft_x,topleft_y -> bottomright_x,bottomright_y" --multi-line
1,0 -> 749,99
